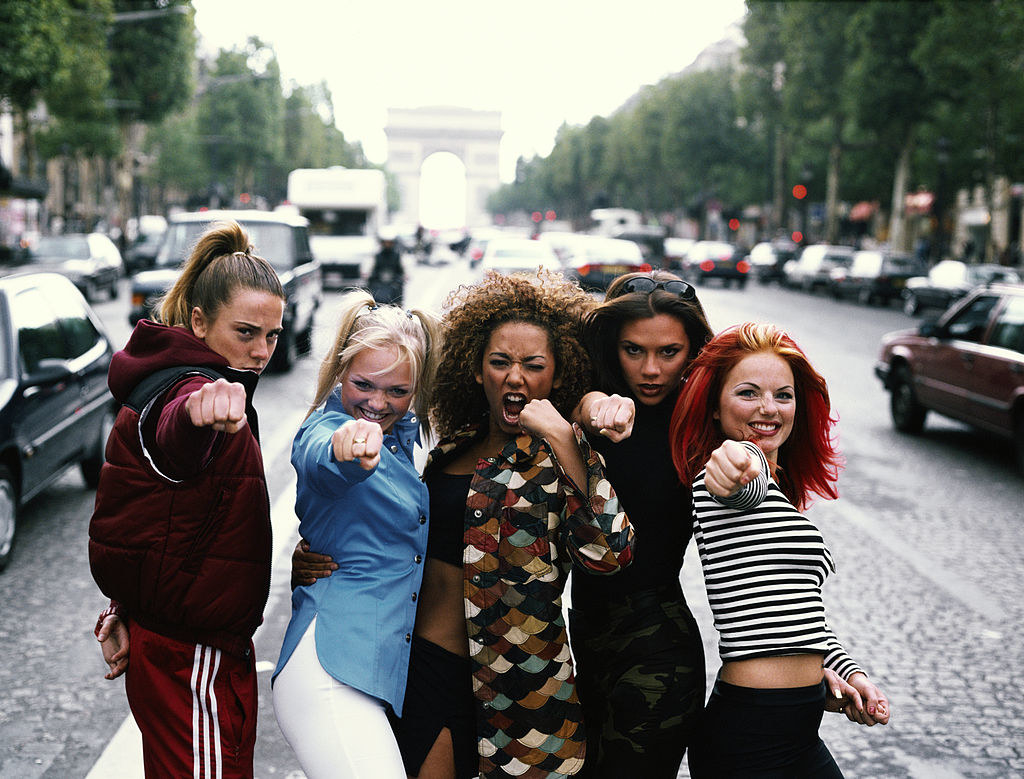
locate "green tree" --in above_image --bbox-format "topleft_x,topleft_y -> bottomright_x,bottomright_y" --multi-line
195,39 -> 285,204
0,0 -> 69,176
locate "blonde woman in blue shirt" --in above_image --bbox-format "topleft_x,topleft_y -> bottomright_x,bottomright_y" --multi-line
272,291 -> 441,778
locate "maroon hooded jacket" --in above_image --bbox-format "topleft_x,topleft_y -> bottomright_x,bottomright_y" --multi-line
89,320 -> 272,657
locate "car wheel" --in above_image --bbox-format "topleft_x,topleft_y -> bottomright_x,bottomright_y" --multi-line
270,327 -> 297,373
81,406 -> 115,489
83,279 -> 100,304
858,287 -> 874,306
297,322 -> 313,356
1014,412 -> 1024,475
890,365 -> 927,434
0,466 -> 18,572
903,293 -> 919,316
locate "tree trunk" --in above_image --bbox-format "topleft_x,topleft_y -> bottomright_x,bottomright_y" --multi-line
825,141 -> 842,244
888,136 -> 914,252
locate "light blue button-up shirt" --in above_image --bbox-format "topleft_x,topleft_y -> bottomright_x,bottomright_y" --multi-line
272,391 -> 429,714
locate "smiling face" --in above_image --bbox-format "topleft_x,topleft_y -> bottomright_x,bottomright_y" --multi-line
338,346 -> 414,434
190,288 -> 284,373
714,351 -> 796,463
475,321 -> 559,436
617,314 -> 691,406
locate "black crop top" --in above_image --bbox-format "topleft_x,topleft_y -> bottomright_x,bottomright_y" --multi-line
424,470 -> 472,567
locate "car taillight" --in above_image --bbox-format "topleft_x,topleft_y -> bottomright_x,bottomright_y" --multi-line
639,263 -> 652,272
700,260 -> 714,272
131,293 -> 146,306
577,264 -> 592,275
737,260 -> 750,274
472,248 -> 483,260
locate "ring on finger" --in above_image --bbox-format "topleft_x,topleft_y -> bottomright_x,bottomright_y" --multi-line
353,437 -> 366,444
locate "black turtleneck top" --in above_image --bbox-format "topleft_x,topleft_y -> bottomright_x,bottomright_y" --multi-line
570,392 -> 693,610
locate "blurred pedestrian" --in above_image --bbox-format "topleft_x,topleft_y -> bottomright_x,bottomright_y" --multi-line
369,231 -> 404,305
272,292 -> 441,778
569,270 -> 713,778
89,220 -> 286,778
670,322 -> 890,777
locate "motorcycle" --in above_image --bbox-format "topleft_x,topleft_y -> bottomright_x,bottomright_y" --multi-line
368,269 -> 404,306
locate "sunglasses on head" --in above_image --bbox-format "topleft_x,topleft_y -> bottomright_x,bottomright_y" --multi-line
620,276 -> 696,300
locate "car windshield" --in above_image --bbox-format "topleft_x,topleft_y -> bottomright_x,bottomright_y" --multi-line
156,221 -> 296,273
30,236 -> 90,260
968,266 -> 1021,285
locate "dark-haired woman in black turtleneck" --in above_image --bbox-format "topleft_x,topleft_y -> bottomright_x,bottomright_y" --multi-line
570,270 -> 713,779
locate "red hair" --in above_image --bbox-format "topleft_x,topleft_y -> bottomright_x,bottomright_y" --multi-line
670,322 -> 842,510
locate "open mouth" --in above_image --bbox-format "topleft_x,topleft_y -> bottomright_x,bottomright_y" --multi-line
358,408 -> 388,423
502,393 -> 526,425
748,422 -> 780,437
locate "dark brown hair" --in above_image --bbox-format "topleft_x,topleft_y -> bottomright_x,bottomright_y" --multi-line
584,270 -> 713,397
158,220 -> 284,328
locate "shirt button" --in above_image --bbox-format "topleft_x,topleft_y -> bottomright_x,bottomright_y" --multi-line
473,509 -> 482,518
419,515 -> 427,525
390,444 -> 398,453
410,416 -> 417,423
411,592 -> 417,602
414,555 -> 422,564
482,701 -> 491,709
472,574 -> 481,583
405,633 -> 411,642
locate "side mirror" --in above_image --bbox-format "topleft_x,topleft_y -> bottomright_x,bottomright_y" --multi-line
25,357 -> 73,385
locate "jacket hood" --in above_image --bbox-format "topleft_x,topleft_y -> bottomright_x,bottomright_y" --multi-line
108,320 -> 230,404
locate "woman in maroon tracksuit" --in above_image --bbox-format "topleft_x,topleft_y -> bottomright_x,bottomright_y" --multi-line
89,221 -> 285,778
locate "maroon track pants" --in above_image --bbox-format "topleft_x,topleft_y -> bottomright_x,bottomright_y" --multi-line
124,620 -> 258,778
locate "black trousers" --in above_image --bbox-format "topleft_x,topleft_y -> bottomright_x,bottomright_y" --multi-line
569,584 -> 705,779
688,676 -> 844,778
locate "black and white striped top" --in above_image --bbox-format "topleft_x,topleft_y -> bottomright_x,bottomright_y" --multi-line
692,441 -> 862,679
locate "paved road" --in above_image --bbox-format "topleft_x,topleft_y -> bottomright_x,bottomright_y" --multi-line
1,261 -> 1021,778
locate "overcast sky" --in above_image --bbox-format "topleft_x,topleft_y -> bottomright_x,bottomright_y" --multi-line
192,0 -> 748,182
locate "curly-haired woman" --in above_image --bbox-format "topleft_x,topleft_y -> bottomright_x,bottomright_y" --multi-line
295,269 -> 634,778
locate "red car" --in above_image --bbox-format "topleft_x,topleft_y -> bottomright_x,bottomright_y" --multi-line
875,283 -> 1024,471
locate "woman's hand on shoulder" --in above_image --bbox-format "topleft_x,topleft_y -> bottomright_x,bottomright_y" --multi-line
586,393 -> 635,442
332,419 -> 383,471
704,440 -> 762,498
185,378 -> 247,433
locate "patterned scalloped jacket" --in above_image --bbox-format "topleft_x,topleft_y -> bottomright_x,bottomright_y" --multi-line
425,425 -> 635,778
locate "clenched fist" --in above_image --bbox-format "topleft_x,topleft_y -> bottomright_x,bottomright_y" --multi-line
332,419 -> 384,471
185,379 -> 248,434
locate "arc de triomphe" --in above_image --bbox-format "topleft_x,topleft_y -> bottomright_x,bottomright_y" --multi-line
384,106 -> 503,228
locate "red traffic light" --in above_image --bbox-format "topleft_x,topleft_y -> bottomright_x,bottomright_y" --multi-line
728,218 -> 740,231
792,184 -> 807,200
531,211 -> 543,223
545,210 -> 557,221
239,192 -> 251,204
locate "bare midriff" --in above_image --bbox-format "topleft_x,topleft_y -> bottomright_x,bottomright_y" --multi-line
721,653 -> 825,689
413,558 -> 469,657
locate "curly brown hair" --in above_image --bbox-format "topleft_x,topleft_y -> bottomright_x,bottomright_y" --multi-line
429,269 -> 596,437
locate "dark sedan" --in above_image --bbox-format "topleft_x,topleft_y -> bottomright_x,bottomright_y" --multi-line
563,236 -> 651,291
683,240 -> 750,288
6,233 -> 123,303
829,250 -> 926,306
875,283 -> 1024,471
0,272 -> 116,570
902,260 -> 1020,315
130,209 -> 322,373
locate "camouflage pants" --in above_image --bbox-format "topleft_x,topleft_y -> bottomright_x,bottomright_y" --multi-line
569,585 -> 705,779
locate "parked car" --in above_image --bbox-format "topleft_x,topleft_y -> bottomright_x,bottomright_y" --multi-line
563,236 -> 650,291
682,240 -> 750,288
901,260 -> 1021,315
4,233 -> 123,303
875,283 -> 1024,471
829,250 -> 926,306
783,244 -> 856,292
664,237 -> 696,272
123,229 -> 166,275
747,240 -> 798,284
0,272 -> 117,570
129,210 -> 321,372
536,230 -> 589,266
478,238 -> 561,275
609,225 -> 667,269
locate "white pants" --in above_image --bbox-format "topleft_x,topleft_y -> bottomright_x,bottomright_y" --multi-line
273,617 -> 406,779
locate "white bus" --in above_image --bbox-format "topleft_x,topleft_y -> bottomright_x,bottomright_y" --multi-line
286,167 -> 387,289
